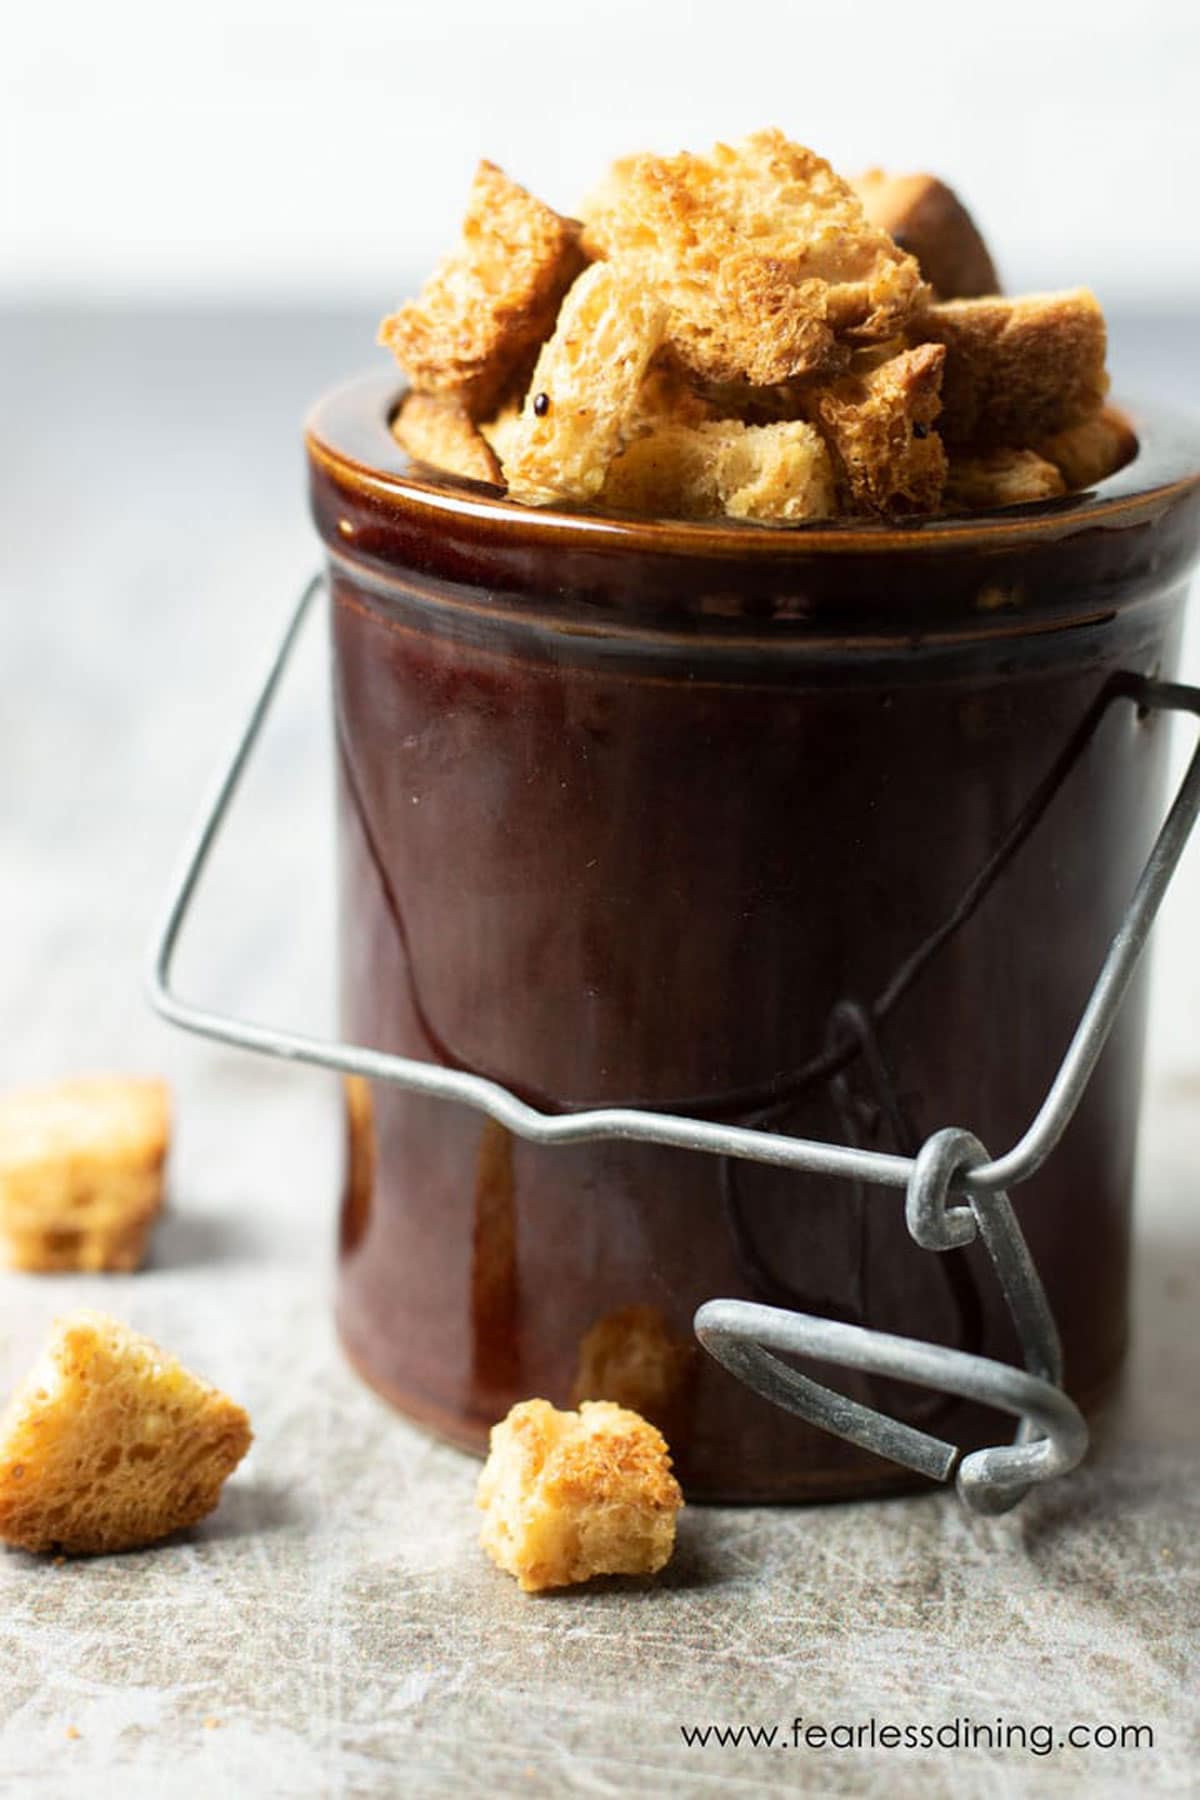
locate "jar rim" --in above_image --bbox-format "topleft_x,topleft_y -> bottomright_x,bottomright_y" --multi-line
306,372 -> 1200,560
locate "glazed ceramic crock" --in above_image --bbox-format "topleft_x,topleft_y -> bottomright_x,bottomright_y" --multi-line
307,373 -> 1200,1502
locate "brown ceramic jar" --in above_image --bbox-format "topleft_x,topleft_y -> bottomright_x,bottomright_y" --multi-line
308,374 -> 1200,1502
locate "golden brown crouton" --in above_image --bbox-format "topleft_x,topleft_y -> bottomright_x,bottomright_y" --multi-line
631,358 -> 722,431
478,399 -> 524,470
582,131 -> 928,387
392,392 -> 501,485
501,261 -> 668,505
0,1312 -> 251,1554
0,1078 -> 169,1274
379,161 -> 586,419
602,417 -> 837,523
477,1398 -> 681,1592
913,289 -> 1109,445
853,170 -> 999,300
944,447 -> 1067,511
810,343 -> 947,514
1035,405 -> 1137,490
571,1305 -> 696,1435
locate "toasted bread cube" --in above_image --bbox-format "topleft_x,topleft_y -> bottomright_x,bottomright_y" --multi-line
945,446 -> 1067,511
477,1399 -> 682,1592
478,399 -> 524,470
392,392 -> 501,485
631,359 -> 721,431
0,1312 -> 252,1554
0,1078 -> 169,1274
379,161 -> 586,419
811,343 -> 947,514
1035,405 -> 1137,490
501,262 -> 668,506
603,417 -> 837,524
582,131 -> 928,387
853,170 -> 999,300
913,289 -> 1109,446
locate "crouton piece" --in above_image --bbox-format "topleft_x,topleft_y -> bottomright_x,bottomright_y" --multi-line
501,262 -> 668,505
581,131 -> 928,387
571,1305 -> 696,1435
853,170 -> 999,300
718,420 -> 839,523
0,1078 -> 169,1274
602,417 -> 837,523
810,343 -> 948,514
392,392 -> 501,485
1035,405 -> 1137,490
477,1398 -> 681,1592
945,447 -> 1067,511
0,1312 -> 251,1554
478,399 -> 524,470
379,161 -> 586,419
913,289 -> 1109,446
631,358 -> 721,431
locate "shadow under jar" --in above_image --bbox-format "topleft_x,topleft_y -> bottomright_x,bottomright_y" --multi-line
308,375 -> 1200,1502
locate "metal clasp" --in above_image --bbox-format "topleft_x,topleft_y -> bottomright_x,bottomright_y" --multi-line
147,573 -> 1200,1512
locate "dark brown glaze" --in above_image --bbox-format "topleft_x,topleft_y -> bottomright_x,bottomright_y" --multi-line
310,375 -> 1200,1501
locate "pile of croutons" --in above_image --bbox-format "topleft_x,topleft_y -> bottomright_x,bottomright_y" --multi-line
381,132 -> 1133,525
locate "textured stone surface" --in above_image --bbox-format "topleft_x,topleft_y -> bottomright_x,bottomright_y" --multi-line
0,308 -> 1197,1796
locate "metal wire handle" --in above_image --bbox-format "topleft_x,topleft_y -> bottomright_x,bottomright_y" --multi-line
147,573 -> 1200,1511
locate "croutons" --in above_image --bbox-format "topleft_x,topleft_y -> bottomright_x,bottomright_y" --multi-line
0,1078 -> 169,1274
944,446 -> 1067,511
478,399 -> 524,469
810,343 -> 948,514
392,392 -> 501,485
477,1398 -> 682,1592
602,417 -> 837,523
1035,405 -> 1137,490
379,160 -> 585,418
381,136 -> 1123,522
581,131 -> 928,386
501,262 -> 668,505
0,1313 -> 251,1555
912,289 -> 1109,446
853,170 -> 999,300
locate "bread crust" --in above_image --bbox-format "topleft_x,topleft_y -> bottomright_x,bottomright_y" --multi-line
478,399 -> 524,468
944,446 -> 1067,510
477,1398 -> 682,1592
912,289 -> 1108,446
1035,405 -> 1137,490
501,261 -> 668,505
602,416 -> 837,523
854,169 -> 999,300
0,1313 -> 251,1554
809,343 -> 947,514
379,161 -> 586,419
392,392 -> 501,485
582,131 -> 928,387
0,1077 -> 169,1274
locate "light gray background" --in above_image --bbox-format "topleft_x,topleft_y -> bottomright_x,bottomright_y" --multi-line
5,0 -> 1199,309
0,307 -> 1196,1797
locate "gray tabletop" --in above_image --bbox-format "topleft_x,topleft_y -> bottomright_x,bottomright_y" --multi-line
1,308 -> 1197,1798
